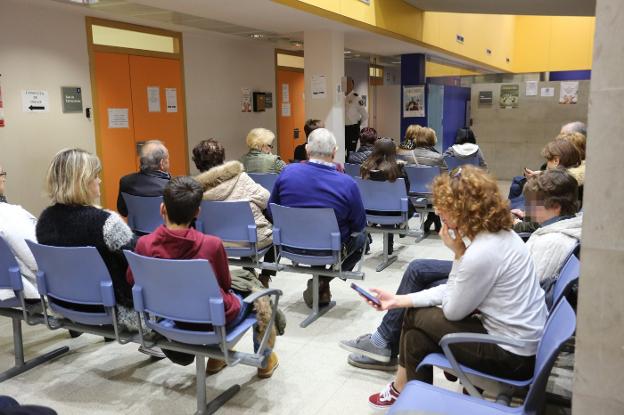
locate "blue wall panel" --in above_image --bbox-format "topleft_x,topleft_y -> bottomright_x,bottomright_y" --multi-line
442,85 -> 471,151
400,54 -> 426,140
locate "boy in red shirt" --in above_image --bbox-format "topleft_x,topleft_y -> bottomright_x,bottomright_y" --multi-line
127,176 -> 278,378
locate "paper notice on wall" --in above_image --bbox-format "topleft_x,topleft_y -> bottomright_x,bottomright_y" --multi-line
281,83 -> 289,103
541,87 -> 555,97
281,103 -> 291,117
311,75 -> 327,99
21,90 -> 49,112
165,88 -> 177,112
147,86 -> 160,112
403,85 -> 425,117
559,81 -> 579,104
525,81 -> 538,96
108,108 -> 129,128
241,88 -> 252,112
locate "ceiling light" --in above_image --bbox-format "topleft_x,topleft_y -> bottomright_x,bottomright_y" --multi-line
344,50 -> 352,54
250,34 -> 264,39
290,41 -> 303,48
69,0 -> 99,4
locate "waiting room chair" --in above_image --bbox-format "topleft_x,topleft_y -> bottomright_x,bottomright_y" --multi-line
195,200 -> 273,270
444,154 -> 480,170
344,163 -> 360,177
355,177 -> 410,271
25,241 -> 127,342
124,251 -> 282,415
248,173 -> 278,194
390,299 -> 576,415
121,193 -> 163,235
0,237 -> 68,382
551,254 -> 580,311
405,166 -> 440,238
270,203 -> 365,328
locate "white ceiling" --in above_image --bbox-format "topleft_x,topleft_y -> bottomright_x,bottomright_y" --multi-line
403,0 -> 596,17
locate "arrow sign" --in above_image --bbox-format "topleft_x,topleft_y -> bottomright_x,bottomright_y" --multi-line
22,90 -> 49,112
29,105 -> 45,111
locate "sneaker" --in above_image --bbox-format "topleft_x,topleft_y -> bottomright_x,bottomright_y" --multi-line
257,352 -> 279,378
302,279 -> 331,309
138,345 -> 166,360
205,358 -> 227,375
339,333 -> 392,362
369,382 -> 400,410
347,354 -> 398,372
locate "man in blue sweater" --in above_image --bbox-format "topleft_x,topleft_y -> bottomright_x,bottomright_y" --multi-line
269,128 -> 367,307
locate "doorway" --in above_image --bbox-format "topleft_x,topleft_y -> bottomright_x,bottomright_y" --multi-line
87,18 -> 188,210
275,50 -> 305,162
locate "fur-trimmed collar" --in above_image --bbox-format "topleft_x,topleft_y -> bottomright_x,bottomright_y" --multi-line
195,161 -> 244,189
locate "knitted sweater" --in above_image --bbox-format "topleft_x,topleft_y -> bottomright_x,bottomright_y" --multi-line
36,204 -> 136,307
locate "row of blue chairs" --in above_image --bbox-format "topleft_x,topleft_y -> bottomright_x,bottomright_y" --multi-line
0,236 -> 281,414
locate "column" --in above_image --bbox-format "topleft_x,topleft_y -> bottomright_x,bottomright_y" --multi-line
573,0 -> 624,414
303,30 -> 345,161
400,53 -> 426,140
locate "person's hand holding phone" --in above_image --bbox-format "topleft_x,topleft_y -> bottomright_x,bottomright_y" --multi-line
440,222 -> 466,260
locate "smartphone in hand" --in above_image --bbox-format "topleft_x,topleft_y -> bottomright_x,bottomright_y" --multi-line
350,283 -> 381,307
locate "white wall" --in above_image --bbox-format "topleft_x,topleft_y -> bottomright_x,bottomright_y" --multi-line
0,0 -> 95,215
0,0 -> 278,214
183,32 -> 276,174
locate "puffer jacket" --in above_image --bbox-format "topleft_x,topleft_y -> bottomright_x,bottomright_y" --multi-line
443,143 -> 488,169
526,215 -> 582,283
240,150 -> 285,174
195,161 -> 272,248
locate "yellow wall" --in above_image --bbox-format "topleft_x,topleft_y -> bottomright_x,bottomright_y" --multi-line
425,61 -> 480,78
274,0 -> 595,74
514,16 -> 595,72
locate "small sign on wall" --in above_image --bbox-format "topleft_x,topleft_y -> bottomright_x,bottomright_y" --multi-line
22,90 -> 49,112
478,91 -> 493,104
61,87 -> 83,113
147,86 -> 160,112
108,108 -> 129,128
165,88 -> 177,112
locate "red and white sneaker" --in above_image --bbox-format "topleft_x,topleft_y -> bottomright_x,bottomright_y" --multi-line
369,382 -> 400,410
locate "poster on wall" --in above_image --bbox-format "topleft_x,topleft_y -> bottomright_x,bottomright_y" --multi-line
559,81 -> 579,104
165,88 -> 178,112
147,86 -> 160,112
241,88 -> 252,112
525,81 -> 538,97
265,92 -> 273,108
403,85 -> 425,117
21,90 -> 49,112
108,108 -> 129,128
478,91 -> 493,104
311,75 -> 327,99
499,84 -> 519,108
541,87 -> 555,97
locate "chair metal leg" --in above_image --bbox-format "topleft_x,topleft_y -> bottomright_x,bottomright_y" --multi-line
375,233 -> 397,272
0,317 -> 69,383
195,354 -> 240,415
300,275 -> 335,328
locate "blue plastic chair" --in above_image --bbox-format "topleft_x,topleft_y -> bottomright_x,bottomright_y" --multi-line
195,200 -> 271,264
247,173 -> 278,194
121,193 -> 163,234
344,163 -> 360,177
444,154 -> 480,170
551,254 -> 580,310
355,177 -> 409,271
270,203 -> 363,327
0,237 -> 68,382
405,166 -> 440,239
390,299 -> 576,415
25,241 -> 124,338
124,251 -> 281,415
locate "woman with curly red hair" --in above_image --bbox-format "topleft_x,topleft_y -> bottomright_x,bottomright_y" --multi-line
342,166 -> 547,409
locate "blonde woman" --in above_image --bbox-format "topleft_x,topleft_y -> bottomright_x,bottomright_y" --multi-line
35,149 -> 161,356
396,124 -> 425,165
240,128 -> 285,173
365,166 -> 547,409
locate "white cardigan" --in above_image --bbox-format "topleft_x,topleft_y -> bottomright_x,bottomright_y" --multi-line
0,203 -> 39,300
409,230 -> 547,356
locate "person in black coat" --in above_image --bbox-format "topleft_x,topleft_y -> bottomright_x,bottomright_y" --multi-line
293,119 -> 323,162
117,140 -> 171,216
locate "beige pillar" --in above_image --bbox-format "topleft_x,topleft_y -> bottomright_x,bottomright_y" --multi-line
303,30 -> 345,161
573,0 -> 624,413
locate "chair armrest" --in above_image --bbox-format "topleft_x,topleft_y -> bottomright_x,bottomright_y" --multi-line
243,288 -> 283,304
438,332 -> 528,399
9,266 -> 23,291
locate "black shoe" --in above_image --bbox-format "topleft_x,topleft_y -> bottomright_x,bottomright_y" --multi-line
423,218 -> 433,233
68,330 -> 82,339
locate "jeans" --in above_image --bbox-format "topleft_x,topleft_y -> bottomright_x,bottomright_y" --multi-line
376,259 -> 452,357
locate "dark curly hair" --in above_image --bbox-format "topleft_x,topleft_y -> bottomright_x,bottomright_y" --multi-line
192,139 -> 225,172
432,165 -> 513,240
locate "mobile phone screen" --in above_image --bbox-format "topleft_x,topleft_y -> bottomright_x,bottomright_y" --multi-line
351,283 -> 381,306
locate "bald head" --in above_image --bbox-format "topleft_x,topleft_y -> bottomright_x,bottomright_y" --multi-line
560,121 -> 587,137
140,140 -> 169,172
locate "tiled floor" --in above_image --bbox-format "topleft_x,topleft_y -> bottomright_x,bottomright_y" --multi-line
0,206 -> 571,414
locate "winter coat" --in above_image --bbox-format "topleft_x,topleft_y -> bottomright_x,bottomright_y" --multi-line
195,161 -> 272,248
0,203 -> 39,300
526,215 -> 583,283
443,143 -> 488,169
348,144 -> 374,165
567,160 -> 585,186
240,150 -> 285,174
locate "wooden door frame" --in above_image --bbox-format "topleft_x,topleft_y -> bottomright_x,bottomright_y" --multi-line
275,49 -> 304,159
85,16 -> 189,207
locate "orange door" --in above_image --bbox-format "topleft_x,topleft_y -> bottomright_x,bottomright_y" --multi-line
276,69 -> 305,161
93,52 -> 188,210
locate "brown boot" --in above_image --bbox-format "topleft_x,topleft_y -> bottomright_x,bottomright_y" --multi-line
257,352 -> 279,378
258,273 -> 271,289
302,278 -> 332,308
205,358 -> 226,375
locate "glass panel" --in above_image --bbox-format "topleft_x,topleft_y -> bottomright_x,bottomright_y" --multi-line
277,53 -> 304,69
92,25 -> 176,53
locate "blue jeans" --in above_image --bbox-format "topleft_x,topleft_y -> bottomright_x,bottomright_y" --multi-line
376,259 -> 452,357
